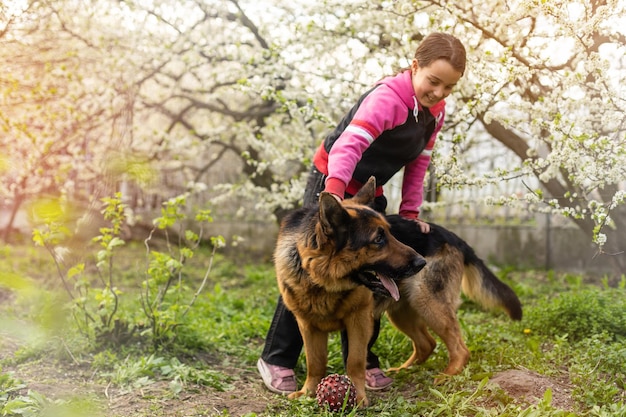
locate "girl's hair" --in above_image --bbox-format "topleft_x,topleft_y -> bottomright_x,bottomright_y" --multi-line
414,32 -> 466,75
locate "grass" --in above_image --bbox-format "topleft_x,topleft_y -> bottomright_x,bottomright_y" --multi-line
1,241 -> 625,416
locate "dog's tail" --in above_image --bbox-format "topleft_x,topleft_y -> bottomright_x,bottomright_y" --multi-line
461,252 -> 522,321
386,215 -> 522,320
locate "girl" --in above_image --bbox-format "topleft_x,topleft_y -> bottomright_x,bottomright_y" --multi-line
258,32 -> 467,394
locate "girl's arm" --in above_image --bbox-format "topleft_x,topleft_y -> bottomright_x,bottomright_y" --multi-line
399,109 -> 445,218
325,85 -> 410,198
399,151 -> 431,219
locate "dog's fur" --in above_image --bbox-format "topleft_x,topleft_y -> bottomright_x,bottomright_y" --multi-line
274,177 -> 522,406
274,177 -> 426,406
381,214 -> 522,379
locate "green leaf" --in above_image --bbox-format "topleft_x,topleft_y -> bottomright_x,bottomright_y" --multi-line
185,230 -> 198,243
108,237 -> 125,249
67,263 -> 85,279
542,387 -> 553,406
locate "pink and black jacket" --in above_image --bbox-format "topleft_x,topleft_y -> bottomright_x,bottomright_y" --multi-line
312,70 -> 446,219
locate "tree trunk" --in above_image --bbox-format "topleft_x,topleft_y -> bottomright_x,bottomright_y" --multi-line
1,194 -> 24,243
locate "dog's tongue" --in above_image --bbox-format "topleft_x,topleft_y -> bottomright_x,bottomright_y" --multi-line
379,275 -> 400,301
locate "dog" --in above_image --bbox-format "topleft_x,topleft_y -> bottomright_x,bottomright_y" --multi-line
274,176 -> 522,406
274,177 -> 426,407
381,214 -> 523,380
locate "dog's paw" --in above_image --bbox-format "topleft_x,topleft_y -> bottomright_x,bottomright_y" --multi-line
356,395 -> 370,408
287,390 -> 306,400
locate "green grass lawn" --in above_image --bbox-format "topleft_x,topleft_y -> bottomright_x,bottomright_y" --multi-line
1,242 -> 625,417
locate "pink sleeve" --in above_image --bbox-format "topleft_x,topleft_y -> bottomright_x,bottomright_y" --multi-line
399,155 -> 430,219
399,109 -> 445,218
326,86 -> 409,198
325,177 -> 347,198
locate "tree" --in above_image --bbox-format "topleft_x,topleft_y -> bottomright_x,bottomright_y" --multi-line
2,0 -> 624,273
0,0 -> 141,241
416,0 -> 626,271
148,0 -> 624,271
114,0 -> 335,221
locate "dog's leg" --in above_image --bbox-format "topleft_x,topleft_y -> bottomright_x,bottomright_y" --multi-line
289,326 -> 328,399
422,307 -> 470,381
386,305 -> 436,370
344,315 -> 371,407
387,297 -> 469,382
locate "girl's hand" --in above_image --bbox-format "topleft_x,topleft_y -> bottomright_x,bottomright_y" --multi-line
331,193 -> 342,203
415,219 -> 430,233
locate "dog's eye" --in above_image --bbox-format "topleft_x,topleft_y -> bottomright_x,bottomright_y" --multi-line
373,229 -> 386,246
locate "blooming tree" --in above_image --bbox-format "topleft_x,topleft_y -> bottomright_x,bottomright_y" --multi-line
419,0 -> 626,270
1,0 -> 624,272
131,0 -> 626,269
1,1 -> 95,239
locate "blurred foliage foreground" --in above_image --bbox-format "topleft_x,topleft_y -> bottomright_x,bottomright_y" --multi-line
0,194 -> 625,417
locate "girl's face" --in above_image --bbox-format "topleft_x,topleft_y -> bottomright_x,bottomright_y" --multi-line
411,58 -> 462,108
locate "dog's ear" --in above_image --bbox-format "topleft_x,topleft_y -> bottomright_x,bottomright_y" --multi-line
318,192 -> 350,249
349,176 -> 376,206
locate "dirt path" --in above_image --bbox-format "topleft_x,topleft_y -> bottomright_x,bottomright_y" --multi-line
1,331 -> 576,416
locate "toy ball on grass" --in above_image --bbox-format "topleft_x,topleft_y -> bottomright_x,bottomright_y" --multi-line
316,373 -> 357,412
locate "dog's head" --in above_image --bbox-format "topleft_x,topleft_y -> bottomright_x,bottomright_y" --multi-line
309,177 -> 426,300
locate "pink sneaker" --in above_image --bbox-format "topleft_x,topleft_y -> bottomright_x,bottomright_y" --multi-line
365,367 -> 393,390
257,358 -> 297,395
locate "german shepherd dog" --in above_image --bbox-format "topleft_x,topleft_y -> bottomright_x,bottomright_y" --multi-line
274,177 -> 426,407
275,176 -> 522,407
382,215 -> 523,380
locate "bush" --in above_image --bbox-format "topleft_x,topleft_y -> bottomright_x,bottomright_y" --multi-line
31,191 -> 225,350
525,287 -> 626,342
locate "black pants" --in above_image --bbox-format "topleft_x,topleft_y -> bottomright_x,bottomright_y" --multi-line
261,166 -> 387,369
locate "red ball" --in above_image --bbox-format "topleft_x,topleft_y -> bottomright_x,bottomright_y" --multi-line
316,373 -> 357,412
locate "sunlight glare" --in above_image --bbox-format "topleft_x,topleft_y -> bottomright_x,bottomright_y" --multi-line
2,0 -> 28,18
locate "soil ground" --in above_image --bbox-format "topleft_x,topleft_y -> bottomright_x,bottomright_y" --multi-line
1,333 -> 576,416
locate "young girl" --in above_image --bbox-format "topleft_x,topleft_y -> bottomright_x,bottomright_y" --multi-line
258,32 -> 467,394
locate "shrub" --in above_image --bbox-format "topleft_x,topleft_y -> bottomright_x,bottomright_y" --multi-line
32,191 -> 224,350
525,287 -> 626,342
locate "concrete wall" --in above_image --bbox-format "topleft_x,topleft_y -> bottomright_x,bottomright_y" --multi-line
2,205 -> 617,276
447,223 -> 611,275
211,218 -> 616,276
